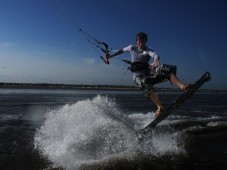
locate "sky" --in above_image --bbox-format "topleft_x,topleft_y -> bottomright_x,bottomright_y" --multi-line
0,0 -> 226,89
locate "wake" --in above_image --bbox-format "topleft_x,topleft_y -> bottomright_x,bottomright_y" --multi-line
34,95 -> 185,169
34,95 -> 136,169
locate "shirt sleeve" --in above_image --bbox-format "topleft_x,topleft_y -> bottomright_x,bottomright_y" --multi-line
122,45 -> 132,52
148,50 -> 159,60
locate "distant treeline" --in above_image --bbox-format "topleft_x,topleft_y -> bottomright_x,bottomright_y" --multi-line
0,82 -> 138,90
0,82 -> 224,92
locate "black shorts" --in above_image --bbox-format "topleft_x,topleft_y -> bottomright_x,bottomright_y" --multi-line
134,64 -> 177,97
149,64 -> 177,84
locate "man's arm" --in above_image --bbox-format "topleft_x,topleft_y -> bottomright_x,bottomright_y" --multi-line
106,49 -> 124,59
106,45 -> 132,59
150,57 -> 160,67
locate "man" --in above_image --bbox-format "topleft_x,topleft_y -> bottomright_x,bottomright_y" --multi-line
106,32 -> 191,117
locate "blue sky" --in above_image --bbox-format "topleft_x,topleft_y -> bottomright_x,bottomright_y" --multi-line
0,0 -> 226,89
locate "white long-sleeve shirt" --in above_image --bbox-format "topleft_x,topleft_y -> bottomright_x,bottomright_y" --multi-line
121,45 -> 160,79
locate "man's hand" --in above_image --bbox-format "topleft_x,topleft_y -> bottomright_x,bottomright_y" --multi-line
106,52 -> 111,60
104,52 -> 110,64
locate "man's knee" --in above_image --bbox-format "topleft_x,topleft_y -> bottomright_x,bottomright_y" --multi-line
144,85 -> 156,99
134,77 -> 156,99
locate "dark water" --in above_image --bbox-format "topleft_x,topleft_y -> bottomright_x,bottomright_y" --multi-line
0,89 -> 227,170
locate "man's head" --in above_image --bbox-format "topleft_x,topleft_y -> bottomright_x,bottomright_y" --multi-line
136,32 -> 148,42
136,32 -> 148,49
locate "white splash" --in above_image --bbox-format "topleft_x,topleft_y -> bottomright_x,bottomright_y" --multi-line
34,95 -> 136,169
34,95 -> 185,169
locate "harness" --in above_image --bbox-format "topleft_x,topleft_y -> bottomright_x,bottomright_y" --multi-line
128,61 -> 150,72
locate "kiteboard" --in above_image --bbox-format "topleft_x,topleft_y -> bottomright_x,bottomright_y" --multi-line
139,72 -> 211,135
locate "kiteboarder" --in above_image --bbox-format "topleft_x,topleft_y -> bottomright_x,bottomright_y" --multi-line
106,32 -> 191,117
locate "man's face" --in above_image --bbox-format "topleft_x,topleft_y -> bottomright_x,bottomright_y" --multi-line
137,37 -> 147,49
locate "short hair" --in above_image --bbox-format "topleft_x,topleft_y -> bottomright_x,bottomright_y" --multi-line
136,32 -> 148,42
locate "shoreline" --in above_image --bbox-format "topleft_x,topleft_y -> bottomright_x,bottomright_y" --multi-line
0,82 -> 226,92
0,82 -> 138,91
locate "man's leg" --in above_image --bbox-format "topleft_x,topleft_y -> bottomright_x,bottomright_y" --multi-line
147,89 -> 164,111
170,73 -> 192,92
134,76 -> 164,116
170,74 -> 185,90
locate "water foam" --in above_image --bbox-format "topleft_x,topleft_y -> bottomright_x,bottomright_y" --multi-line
34,95 -> 185,169
34,95 -> 136,169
